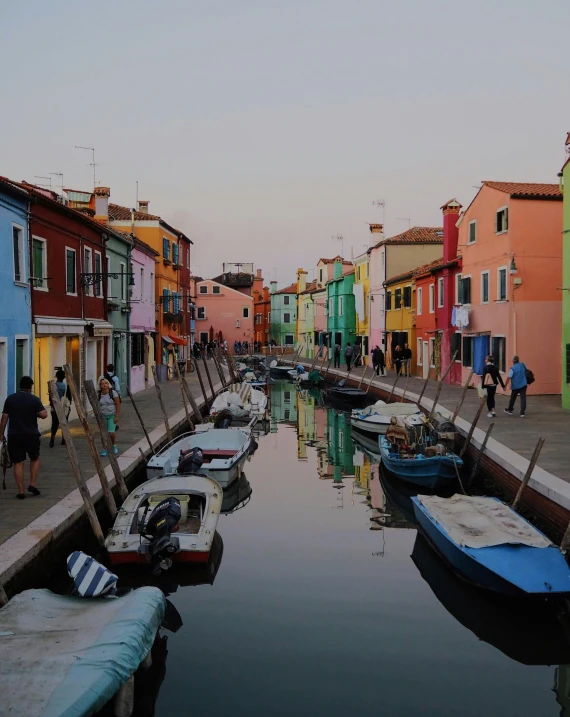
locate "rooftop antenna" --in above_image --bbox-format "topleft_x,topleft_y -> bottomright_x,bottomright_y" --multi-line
333,233 -> 344,258
136,180 -> 139,208
34,175 -> 52,189
50,172 -> 64,195
373,198 -> 386,226
396,218 -> 411,230
75,145 -> 97,189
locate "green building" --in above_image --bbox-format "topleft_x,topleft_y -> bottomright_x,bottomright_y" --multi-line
562,135 -> 570,409
327,410 -> 354,478
270,381 -> 297,432
270,280 -> 297,346
105,229 -> 133,392
326,261 -> 356,352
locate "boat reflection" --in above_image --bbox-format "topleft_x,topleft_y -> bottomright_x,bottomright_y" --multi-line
221,473 -> 252,514
412,533 -> 570,666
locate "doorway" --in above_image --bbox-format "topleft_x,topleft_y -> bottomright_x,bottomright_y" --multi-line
422,341 -> 429,379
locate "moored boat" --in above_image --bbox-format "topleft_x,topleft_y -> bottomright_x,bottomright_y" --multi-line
269,362 -> 294,378
350,399 -> 421,436
210,383 -> 268,421
411,493 -> 570,597
379,434 -> 462,489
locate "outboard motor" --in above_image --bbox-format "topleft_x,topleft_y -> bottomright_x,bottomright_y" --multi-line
67,551 -> 118,597
141,497 -> 182,574
214,409 -> 233,429
177,446 -> 204,474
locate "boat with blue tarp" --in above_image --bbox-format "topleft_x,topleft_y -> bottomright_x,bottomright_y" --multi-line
379,435 -> 462,488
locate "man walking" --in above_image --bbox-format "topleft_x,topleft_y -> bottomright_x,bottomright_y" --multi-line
101,364 -> 121,397
402,343 -> 412,376
371,346 -> 385,376
504,355 -> 528,417
333,342 -> 341,368
0,376 -> 48,499
344,343 -> 354,371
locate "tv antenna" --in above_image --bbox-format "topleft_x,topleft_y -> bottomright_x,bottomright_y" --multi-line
396,218 -> 411,230
373,198 -> 386,226
75,145 -> 98,188
50,172 -> 64,195
34,175 -> 52,189
333,233 -> 344,257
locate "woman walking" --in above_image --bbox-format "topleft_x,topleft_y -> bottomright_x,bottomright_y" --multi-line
393,345 -> 403,375
481,355 -> 505,417
49,369 -> 72,448
98,378 -> 121,456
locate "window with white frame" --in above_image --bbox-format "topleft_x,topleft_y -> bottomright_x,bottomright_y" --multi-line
437,277 -> 444,308
468,220 -> 477,244
213,286 -> 220,294
120,262 -> 126,301
243,307 -> 250,318
497,267 -> 507,301
94,251 -> 102,297
84,247 -> 93,296
492,336 -> 506,372
66,248 -> 77,295
339,296 -> 343,316
417,337 -> 423,365
32,237 -> 47,290
496,207 -> 508,234
429,337 -> 435,367
455,273 -> 462,304
481,271 -> 489,304
139,267 -> 144,301
429,285 -> 435,313
197,307 -> 206,319
319,268 -> 323,284
13,225 -> 25,283
199,285 -> 207,294
416,287 -> 423,315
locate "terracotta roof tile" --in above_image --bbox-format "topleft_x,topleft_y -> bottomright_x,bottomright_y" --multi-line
274,283 -> 298,295
386,256 -> 461,285
299,281 -> 318,295
482,181 -> 562,199
109,203 -> 161,221
317,255 -> 353,265
371,226 -> 443,250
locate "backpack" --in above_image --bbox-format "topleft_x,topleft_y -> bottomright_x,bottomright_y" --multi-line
525,367 -> 535,385
98,387 -> 119,402
104,373 -> 122,402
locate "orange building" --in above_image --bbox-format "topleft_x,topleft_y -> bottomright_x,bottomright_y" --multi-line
253,280 -> 271,346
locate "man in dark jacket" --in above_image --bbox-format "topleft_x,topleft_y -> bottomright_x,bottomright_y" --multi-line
333,343 -> 341,368
371,346 -> 385,376
402,343 -> 412,376
481,355 -> 505,417
344,343 -> 354,371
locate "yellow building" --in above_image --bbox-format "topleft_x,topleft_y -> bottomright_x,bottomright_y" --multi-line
384,268 -> 416,373
353,251 -> 370,363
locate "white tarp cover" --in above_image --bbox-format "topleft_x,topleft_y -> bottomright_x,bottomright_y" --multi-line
0,587 -> 165,717
355,401 -> 420,420
417,494 -> 552,549
353,282 -> 365,321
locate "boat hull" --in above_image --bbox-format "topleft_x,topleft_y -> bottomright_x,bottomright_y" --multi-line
109,549 -> 211,566
379,437 -> 459,489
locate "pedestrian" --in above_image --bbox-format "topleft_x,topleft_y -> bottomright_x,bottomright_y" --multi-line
371,346 -> 385,376
0,376 -> 48,499
481,355 -> 505,417
101,363 -> 121,397
393,345 -> 403,375
402,343 -> 412,376
49,369 -> 72,447
97,378 -> 121,456
344,343 -> 354,371
504,355 -> 528,417
333,342 -> 341,369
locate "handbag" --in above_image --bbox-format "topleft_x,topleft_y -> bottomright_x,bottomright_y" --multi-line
477,386 -> 487,399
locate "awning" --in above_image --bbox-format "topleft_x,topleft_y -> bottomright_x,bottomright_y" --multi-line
87,320 -> 114,338
167,334 -> 187,346
35,317 -> 87,336
162,336 -> 174,344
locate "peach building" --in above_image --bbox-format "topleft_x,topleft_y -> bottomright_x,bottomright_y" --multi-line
195,279 -> 254,347
456,181 -> 562,394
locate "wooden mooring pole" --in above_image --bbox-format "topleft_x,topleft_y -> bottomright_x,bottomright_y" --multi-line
387,365 -> 403,403
193,359 -> 210,408
468,422 -> 494,486
458,396 -> 487,460
150,367 -> 173,443
181,374 -> 203,423
48,380 -> 105,547
452,368 -> 475,424
400,371 -> 411,403
428,351 -> 458,422
512,438 -> 546,511
170,349 -> 194,432
126,386 -> 154,455
202,355 -> 216,400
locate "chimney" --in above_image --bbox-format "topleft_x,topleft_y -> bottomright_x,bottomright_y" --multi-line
333,259 -> 343,280
440,199 -> 462,263
270,281 -> 278,295
369,223 -> 384,235
94,186 -> 110,223
256,268 -> 262,278
138,200 -> 149,214
297,268 -> 307,293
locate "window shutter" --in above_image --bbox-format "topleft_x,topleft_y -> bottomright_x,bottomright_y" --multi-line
163,238 -> 170,260
385,292 -> 392,311
403,286 -> 411,308
163,288 -> 170,312
173,243 -> 179,265
33,240 -> 43,287
463,277 -> 471,304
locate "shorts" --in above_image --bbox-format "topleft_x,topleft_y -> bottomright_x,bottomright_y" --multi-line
8,435 -> 41,464
103,414 -> 116,433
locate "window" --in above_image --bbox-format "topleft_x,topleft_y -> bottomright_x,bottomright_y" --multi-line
455,273 -> 462,304
356,266 -> 361,281
566,344 -> 570,385
197,307 -> 206,319
283,295 -> 290,305
328,298 -> 333,316
417,338 -> 423,365
32,237 -> 47,290
140,267 -> 144,301
150,273 -> 154,304
84,247 -> 93,296
213,286 -> 221,294
283,313 -> 291,324
416,287 -> 423,315
429,285 -> 434,313
13,225 -> 25,283
403,286 -> 412,308
66,248 -> 77,294
163,237 -> 171,260
395,288 -> 402,309
319,268 -> 323,284
492,336 -> 506,373
131,333 -> 144,367
162,288 -> 171,312
106,255 -> 112,297
199,285 -> 208,294
173,291 -> 179,314
468,220 -> 477,244
172,242 -> 179,265
496,207 -> 508,234
462,336 -> 473,367
243,307 -> 250,318
429,338 -> 435,368
94,252 -> 102,297
285,334 -> 294,345
481,271 -> 489,304
120,262 -> 126,301
498,267 -> 507,301
385,291 -> 392,311
461,276 -> 472,304
200,331 -> 209,344
339,296 -> 343,316
450,332 -> 462,361
437,278 -> 444,308
15,336 -> 29,389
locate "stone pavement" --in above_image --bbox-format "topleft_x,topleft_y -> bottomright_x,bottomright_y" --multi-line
0,360 -> 224,547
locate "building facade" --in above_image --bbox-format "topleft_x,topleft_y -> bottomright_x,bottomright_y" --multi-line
104,227 -> 132,394
296,274 -> 318,358
195,279 -> 254,347
353,251 -> 370,363
270,281 -> 297,346
130,237 -> 159,393
384,270 -> 416,373
326,261 -> 356,352
561,135 -> 570,408
253,280 -> 271,346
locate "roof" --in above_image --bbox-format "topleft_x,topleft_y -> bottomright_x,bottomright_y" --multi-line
317,255 -> 353,265
482,181 -> 562,200
274,283 -> 298,295
385,256 -> 461,286
109,202 -> 193,244
370,226 -> 444,251
299,281 -> 318,295
328,268 -> 355,282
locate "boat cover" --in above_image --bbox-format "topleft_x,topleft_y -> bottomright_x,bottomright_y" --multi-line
0,587 -> 165,717
228,383 -> 252,403
417,494 -> 552,549
353,402 -> 419,420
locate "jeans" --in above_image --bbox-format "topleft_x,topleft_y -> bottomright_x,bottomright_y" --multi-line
508,386 -> 527,414
486,385 -> 497,413
346,358 -> 352,371
50,410 -> 60,439
334,355 -> 340,368
373,363 -> 385,376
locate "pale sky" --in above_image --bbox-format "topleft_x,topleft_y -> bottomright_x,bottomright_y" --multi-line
2,0 -> 569,285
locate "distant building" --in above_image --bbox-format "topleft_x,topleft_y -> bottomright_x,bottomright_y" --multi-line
353,251 -> 370,363
561,135 -> 570,408
326,260 -> 356,351
195,279 -> 254,348
384,268 -> 416,372
270,281 -> 297,346
212,263 -> 255,297
130,237 -> 160,394
252,270 -> 271,345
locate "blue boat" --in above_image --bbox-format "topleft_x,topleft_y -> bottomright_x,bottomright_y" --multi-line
379,436 -> 462,489
412,494 -> 570,597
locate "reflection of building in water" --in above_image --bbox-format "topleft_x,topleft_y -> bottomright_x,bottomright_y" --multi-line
315,405 -> 333,479
270,382 -> 297,432
353,448 -> 372,495
327,410 -> 354,475
369,466 -> 416,529
556,664 -> 570,715
296,390 -> 315,460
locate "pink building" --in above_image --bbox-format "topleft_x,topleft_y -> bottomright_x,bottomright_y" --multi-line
130,238 -> 159,394
457,181 -> 562,394
195,279 -> 254,347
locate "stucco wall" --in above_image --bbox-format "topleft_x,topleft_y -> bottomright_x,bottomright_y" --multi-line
196,280 -> 254,347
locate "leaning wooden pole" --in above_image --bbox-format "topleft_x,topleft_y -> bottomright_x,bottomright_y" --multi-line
400,371 -> 411,403
512,438 -> 546,511
222,348 -> 237,383
181,374 -> 203,423
126,386 -> 154,454
193,359 -> 210,408
48,381 -> 105,547
84,380 -> 129,501
451,368 -> 475,423
416,374 -> 430,408
150,366 -> 173,443
63,367 -> 117,517
468,422 -> 494,486
202,355 -> 216,399
171,349 -> 194,432
458,396 -> 487,460
387,365 -> 402,403
213,349 -> 227,387
428,350 -> 458,422
365,367 -> 376,394
323,358 -> 333,381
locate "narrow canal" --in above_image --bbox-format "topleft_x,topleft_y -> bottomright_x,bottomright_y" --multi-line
135,382 -> 568,717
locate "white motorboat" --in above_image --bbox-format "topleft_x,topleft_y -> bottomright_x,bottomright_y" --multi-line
210,383 -> 268,421
106,473 -> 222,567
146,425 -> 253,487
269,360 -> 293,378
350,400 -> 422,437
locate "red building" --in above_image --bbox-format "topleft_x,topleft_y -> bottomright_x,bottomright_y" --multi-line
415,199 -> 462,383
253,280 -> 271,346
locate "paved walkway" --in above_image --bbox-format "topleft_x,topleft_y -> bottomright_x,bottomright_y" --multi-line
0,361 -> 224,547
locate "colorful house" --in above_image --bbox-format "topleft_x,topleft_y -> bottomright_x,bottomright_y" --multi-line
0,178 -> 32,407
560,134 -> 570,408
270,281 -> 297,346
296,270 -> 318,357
195,279 -> 254,347
353,250 -> 370,363
456,181 -> 562,394
253,279 -> 271,346
130,237 -> 159,393
384,269 -> 416,372
326,261 -> 356,352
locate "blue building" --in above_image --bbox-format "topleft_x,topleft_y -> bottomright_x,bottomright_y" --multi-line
0,179 -> 32,405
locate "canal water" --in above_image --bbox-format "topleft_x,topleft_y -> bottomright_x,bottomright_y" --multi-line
147,383 -> 569,716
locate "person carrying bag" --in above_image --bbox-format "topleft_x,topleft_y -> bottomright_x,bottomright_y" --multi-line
481,355 -> 505,418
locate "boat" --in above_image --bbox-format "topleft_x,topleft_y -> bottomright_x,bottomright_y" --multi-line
268,360 -> 294,378
210,383 -> 268,421
221,472 -> 253,514
106,473 -> 223,567
350,399 -> 421,436
379,434 -> 462,488
411,493 -> 570,596
411,533 -> 570,665
288,367 -> 323,386
146,424 -> 253,486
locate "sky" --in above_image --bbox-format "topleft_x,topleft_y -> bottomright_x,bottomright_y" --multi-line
1,0 -> 569,285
